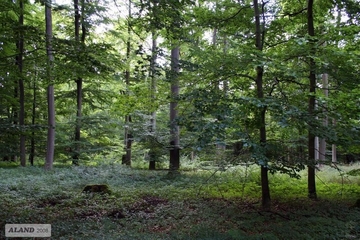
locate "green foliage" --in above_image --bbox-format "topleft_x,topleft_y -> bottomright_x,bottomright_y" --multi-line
1,2 -> 360,232
347,168 -> 360,176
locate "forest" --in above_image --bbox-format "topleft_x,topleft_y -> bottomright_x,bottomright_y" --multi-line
0,0 -> 359,239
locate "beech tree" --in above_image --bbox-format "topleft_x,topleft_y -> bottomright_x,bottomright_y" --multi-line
16,0 -> 26,166
306,0 -> 317,199
45,0 -> 55,170
72,0 -> 85,165
253,0 -> 270,209
169,46 -> 180,173
122,0 -> 133,166
148,31 -> 158,170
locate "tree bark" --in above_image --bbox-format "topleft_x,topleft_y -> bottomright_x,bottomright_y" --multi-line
253,0 -> 270,209
72,0 -> 84,165
16,0 -> 26,167
149,32 -> 157,170
332,134 -> 337,162
45,0 -> 55,170
29,77 -> 36,166
318,73 -> 328,165
122,115 -> 132,166
12,82 -> 18,162
123,0 -> 132,166
307,0 -> 317,199
169,46 -> 180,174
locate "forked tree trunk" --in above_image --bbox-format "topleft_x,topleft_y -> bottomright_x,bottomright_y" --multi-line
44,0 -> 55,170
307,0 -> 317,199
169,46 -> 180,173
253,0 -> 270,209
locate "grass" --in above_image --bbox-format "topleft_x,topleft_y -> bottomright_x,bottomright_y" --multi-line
0,161 -> 359,239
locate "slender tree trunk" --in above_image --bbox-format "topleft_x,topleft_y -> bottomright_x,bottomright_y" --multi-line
149,32 -> 157,170
331,9 -> 343,164
318,73 -> 328,165
45,0 -> 55,170
72,0 -> 84,165
16,0 -> 26,166
314,135 -> 319,160
4,106 -> 15,161
307,0 -> 317,199
123,0 -> 132,166
122,115 -> 132,166
222,35 -> 228,93
318,38 -> 328,166
169,46 -> 180,174
212,28 -> 217,46
29,73 -> 37,166
212,27 -> 223,153
12,16 -> 19,163
253,0 -> 270,209
332,121 -> 337,163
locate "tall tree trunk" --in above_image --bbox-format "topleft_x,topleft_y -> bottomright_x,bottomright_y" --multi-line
222,35 -> 229,93
318,72 -> 328,165
169,46 -> 180,174
332,120 -> 337,163
122,116 -> 132,166
314,134 -> 319,160
45,0 -> 55,170
122,0 -> 132,166
29,77 -> 36,166
12,9 -> 19,163
307,0 -> 317,199
72,0 -> 85,165
16,0 -> 26,166
331,8 -> 343,164
149,32 -> 157,170
212,28 -> 217,46
253,0 -> 270,209
212,27 -> 222,152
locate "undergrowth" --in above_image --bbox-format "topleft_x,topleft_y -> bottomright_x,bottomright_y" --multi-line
0,162 -> 359,239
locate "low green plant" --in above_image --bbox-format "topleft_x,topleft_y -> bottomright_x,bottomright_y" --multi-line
0,162 -> 359,239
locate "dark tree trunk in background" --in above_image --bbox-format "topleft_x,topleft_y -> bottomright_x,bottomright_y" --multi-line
72,0 -> 85,165
12,87 -> 18,162
307,0 -> 317,199
122,0 -> 132,166
122,115 -> 132,166
17,0 -> 26,166
169,46 -> 180,174
44,0 -> 55,170
253,0 -> 270,209
29,78 -> 36,166
148,31 -> 157,170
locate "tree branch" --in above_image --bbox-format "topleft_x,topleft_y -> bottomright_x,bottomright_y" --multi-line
219,5 -> 252,24
282,8 -> 308,17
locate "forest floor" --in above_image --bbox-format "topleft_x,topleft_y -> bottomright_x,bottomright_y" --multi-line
0,161 -> 359,239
